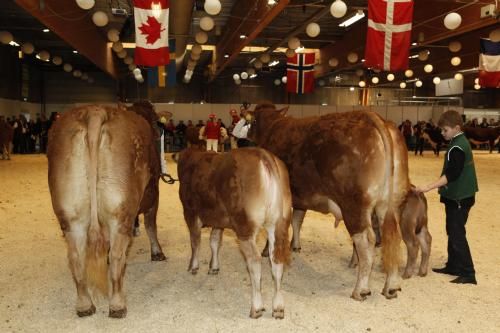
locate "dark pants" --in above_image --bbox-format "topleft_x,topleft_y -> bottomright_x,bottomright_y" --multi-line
414,137 -> 424,155
443,197 -> 475,277
237,138 -> 255,148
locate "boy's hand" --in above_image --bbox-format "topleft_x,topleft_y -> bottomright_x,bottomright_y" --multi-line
413,185 -> 427,194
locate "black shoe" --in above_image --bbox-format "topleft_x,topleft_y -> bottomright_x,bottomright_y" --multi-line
432,267 -> 460,275
450,276 -> 477,285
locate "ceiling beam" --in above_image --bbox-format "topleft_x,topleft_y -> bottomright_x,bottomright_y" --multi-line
15,0 -> 118,79
210,0 -> 290,81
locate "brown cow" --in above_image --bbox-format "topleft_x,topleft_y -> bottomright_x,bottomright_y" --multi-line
247,103 -> 410,300
349,188 -> 432,279
177,147 -> 292,319
47,102 -> 166,318
463,126 -> 500,153
0,116 -> 13,160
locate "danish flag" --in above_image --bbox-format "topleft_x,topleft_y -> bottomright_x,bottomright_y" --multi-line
364,0 -> 414,72
287,53 -> 315,94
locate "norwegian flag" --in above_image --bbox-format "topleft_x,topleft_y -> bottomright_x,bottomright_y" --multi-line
133,0 -> 169,67
478,38 -> 500,88
287,53 -> 315,94
364,0 -> 414,72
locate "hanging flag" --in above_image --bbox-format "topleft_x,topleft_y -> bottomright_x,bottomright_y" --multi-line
478,38 -> 500,88
147,39 -> 176,87
133,0 -> 169,67
287,53 -> 315,94
364,0 -> 414,72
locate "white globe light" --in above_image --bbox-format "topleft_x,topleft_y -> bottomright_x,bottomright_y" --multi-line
450,56 -> 461,66
347,52 -> 358,64
358,80 -> 366,88
92,11 -> 109,27
235,79 -> 241,85
400,82 -> 407,89
112,41 -> 123,52
38,50 -> 50,61
52,56 -> 62,65
21,42 -> 35,55
306,22 -> 320,38
288,37 -> 300,50
200,16 -> 215,31
387,73 -> 395,81
274,79 -> 281,86
73,70 -> 82,78
474,78 -> 479,84
454,73 -> 463,81
241,72 -> 249,80
128,64 -> 136,71
0,31 -> 13,44
415,80 -> 423,87
133,68 -> 141,76
405,69 -> 414,78
424,64 -> 433,73
433,77 -> 441,85
124,56 -> 133,65
418,50 -> 429,61
233,73 -> 240,81
63,64 -> 73,72
282,76 -> 287,84
329,57 -> 339,67
107,29 -> 120,42
371,77 -> 379,84
117,50 -> 127,58
254,60 -> 263,69
330,0 -> 347,18
285,49 -> 295,58
260,53 -> 271,63
76,0 -> 95,10
204,0 -> 222,16
195,31 -> 208,44
474,84 -> 480,90
191,44 -> 202,55
490,29 -> 500,43
444,12 -> 461,30
448,41 -> 462,52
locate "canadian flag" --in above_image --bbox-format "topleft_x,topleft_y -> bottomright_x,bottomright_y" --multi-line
133,0 -> 169,67
364,0 -> 414,72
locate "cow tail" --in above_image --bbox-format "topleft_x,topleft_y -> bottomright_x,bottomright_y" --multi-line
85,107 -> 109,296
266,154 -> 291,266
365,112 -> 401,274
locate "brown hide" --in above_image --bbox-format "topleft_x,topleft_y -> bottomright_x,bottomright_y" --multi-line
47,103 -> 165,318
185,126 -> 205,149
463,126 -> 500,153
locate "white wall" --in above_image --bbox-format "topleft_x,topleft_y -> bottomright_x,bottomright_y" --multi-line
0,97 -> 41,119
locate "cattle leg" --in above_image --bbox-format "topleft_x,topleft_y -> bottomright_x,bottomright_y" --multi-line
133,216 -> 140,237
417,226 -> 432,277
65,224 -> 96,317
187,216 -> 202,275
290,209 -> 306,252
349,244 -> 359,268
239,238 -> 264,319
143,200 -> 166,261
208,228 -> 223,275
350,227 -> 375,301
108,226 -> 131,318
402,229 -> 419,279
266,226 -> 285,319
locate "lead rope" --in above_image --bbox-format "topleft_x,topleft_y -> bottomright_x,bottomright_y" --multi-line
160,173 -> 178,184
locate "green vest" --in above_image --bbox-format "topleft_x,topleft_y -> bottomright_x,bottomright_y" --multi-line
439,133 -> 478,200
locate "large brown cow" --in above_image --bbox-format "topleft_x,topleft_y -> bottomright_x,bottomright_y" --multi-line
463,126 -> 500,153
247,103 -> 410,300
177,148 -> 292,319
0,116 -> 13,160
47,102 -> 166,318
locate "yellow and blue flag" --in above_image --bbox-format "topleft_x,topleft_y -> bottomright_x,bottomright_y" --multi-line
147,39 -> 176,87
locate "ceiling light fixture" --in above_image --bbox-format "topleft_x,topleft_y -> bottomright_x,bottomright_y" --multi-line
268,0 -> 277,5
73,50 -> 78,54
339,11 -> 365,27
269,60 -> 279,67
9,41 -> 20,47
224,53 -> 229,58
43,28 -> 50,33
250,73 -> 257,79
239,34 -> 247,39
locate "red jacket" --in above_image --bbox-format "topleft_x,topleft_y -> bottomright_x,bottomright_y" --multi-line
205,121 -> 220,139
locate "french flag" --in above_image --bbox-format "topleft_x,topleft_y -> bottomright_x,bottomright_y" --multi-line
133,0 -> 170,67
478,38 -> 500,88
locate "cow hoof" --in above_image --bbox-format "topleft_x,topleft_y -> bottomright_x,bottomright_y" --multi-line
382,288 -> 401,299
272,308 -> 285,319
151,252 -> 167,261
418,271 -> 428,277
76,304 -> 96,317
291,247 -> 301,253
189,267 -> 199,275
208,268 -> 219,275
402,272 -> 412,279
249,307 -> 265,319
351,293 -> 367,301
360,290 -> 372,297
109,307 -> 127,318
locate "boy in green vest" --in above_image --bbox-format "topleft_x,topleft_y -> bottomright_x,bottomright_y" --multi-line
415,110 -> 478,285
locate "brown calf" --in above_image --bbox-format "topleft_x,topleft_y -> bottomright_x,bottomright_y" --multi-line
177,147 -> 292,319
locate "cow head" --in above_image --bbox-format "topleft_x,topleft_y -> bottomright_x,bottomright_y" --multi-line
128,101 -> 164,139
247,102 -> 289,144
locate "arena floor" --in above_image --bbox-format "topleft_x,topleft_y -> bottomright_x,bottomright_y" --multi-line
0,151 -> 499,332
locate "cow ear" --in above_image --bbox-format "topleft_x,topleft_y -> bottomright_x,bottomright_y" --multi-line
279,106 -> 290,116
